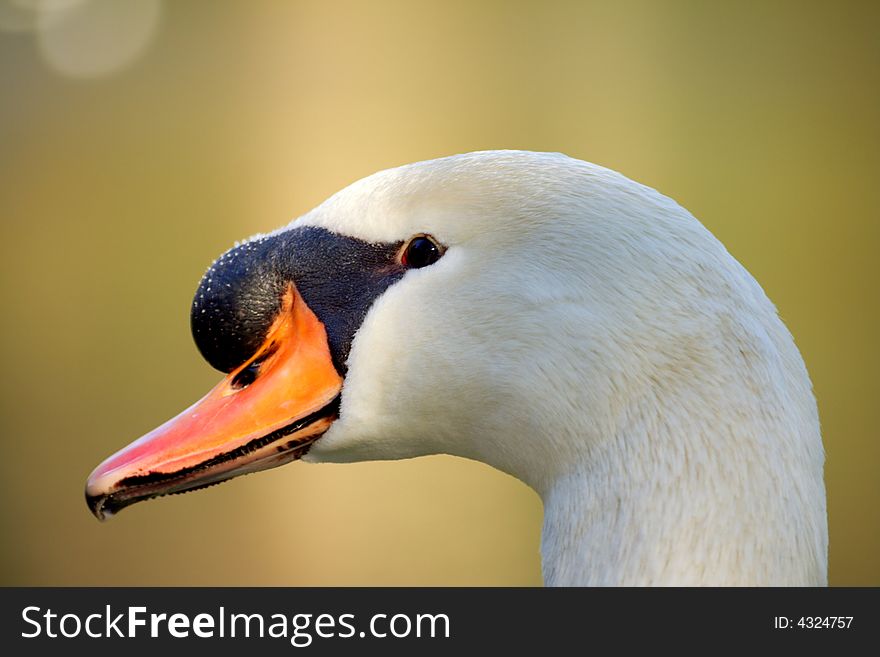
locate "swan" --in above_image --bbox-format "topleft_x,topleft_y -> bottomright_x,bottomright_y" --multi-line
85,150 -> 827,586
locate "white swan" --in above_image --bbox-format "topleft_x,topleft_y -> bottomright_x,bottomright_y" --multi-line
86,150 -> 827,586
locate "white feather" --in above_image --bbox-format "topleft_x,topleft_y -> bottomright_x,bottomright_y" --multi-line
297,150 -> 826,585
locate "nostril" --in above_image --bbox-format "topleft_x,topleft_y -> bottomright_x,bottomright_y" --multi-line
231,362 -> 261,389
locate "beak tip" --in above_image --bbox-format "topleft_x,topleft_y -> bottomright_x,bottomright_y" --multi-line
85,471 -> 114,522
85,492 -> 107,521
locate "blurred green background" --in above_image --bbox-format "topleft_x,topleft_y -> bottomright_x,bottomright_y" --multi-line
1,0 -> 877,586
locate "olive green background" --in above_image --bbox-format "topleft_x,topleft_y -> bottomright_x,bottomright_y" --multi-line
1,0 -> 877,585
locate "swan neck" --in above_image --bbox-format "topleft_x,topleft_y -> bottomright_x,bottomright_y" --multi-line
538,418 -> 827,586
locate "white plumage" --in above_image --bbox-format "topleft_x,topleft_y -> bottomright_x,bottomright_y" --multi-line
296,150 -> 827,585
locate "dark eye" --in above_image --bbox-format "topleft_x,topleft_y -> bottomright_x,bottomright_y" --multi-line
401,235 -> 445,269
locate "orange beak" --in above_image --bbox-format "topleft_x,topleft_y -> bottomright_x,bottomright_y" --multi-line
86,284 -> 343,520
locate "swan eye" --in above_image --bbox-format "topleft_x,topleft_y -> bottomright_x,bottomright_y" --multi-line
401,234 -> 444,269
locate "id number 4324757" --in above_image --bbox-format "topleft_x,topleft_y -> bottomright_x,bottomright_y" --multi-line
773,616 -> 853,629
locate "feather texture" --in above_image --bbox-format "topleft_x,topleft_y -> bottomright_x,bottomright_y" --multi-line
296,151 -> 827,585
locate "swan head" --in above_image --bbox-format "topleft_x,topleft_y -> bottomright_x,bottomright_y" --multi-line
296,150 -> 707,486
85,151 -> 825,584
